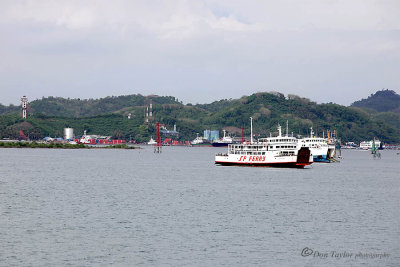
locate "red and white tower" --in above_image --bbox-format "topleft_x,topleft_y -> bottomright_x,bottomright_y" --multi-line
21,95 -> 28,119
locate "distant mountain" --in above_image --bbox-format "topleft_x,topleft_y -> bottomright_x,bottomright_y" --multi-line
351,89 -> 400,113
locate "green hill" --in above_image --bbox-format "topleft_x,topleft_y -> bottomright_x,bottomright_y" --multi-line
0,103 -> 19,115
351,89 -> 400,113
1,92 -> 400,143
0,94 -> 181,117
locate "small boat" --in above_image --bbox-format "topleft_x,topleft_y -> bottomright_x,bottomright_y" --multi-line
147,137 -> 156,145
212,130 -> 233,147
79,130 -> 96,144
191,133 -> 212,147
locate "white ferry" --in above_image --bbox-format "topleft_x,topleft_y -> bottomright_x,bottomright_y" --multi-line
215,123 -> 313,168
299,127 -> 331,162
360,139 -> 382,150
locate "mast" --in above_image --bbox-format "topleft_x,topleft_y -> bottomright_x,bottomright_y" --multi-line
277,124 -> 282,137
286,120 -> 288,137
250,117 -> 253,144
371,138 -> 376,154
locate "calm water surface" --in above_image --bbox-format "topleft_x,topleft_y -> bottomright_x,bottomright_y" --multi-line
0,147 -> 399,266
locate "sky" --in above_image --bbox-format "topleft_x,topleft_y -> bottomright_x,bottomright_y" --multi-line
1,0 -> 399,106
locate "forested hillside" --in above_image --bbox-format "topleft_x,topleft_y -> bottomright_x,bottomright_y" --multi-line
1,92 -> 400,143
0,94 -> 181,117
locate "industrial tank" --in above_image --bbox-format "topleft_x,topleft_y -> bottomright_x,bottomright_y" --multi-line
64,128 -> 74,140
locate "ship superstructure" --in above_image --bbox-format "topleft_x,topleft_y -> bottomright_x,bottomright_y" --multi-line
299,127 -> 331,162
215,123 -> 313,168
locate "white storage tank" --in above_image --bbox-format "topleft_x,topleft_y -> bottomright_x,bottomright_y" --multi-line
64,128 -> 74,140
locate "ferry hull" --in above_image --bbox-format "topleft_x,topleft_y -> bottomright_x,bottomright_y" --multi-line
192,143 -> 212,147
215,161 -> 310,168
211,142 -> 230,147
215,148 -> 312,168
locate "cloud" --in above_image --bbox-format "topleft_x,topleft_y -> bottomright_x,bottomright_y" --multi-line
0,0 -> 399,105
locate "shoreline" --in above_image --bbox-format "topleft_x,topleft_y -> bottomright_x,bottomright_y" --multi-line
0,142 -> 140,149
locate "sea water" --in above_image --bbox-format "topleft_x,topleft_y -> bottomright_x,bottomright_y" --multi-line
0,147 -> 399,266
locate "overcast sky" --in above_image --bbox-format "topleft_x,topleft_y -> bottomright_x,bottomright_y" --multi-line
1,0 -> 399,106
